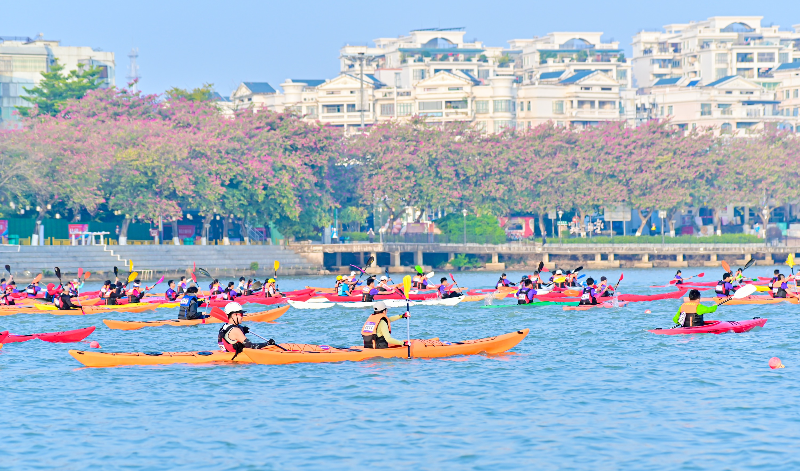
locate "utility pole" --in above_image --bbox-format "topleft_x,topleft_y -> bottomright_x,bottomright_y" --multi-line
359,52 -> 365,129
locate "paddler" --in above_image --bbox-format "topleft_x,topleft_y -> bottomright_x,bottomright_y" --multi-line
127,279 -> 143,303
515,279 -> 537,304
100,280 -> 117,305
495,273 -> 515,289
771,274 -> 798,299
337,275 -> 356,296
67,279 -> 80,298
377,276 -> 396,294
531,271 -> 544,289
237,277 -> 250,296
221,282 -> 238,300
209,279 -> 222,296
217,302 -> 273,353
733,268 -> 745,285
579,278 -> 600,305
177,276 -> 188,295
596,276 -> 615,297
25,279 -> 41,298
412,273 -> 430,289
674,289 -> 717,327
165,280 -> 179,301
50,284 -> 80,310
264,278 -> 282,298
551,269 -> 567,289
673,270 -> 684,285
437,277 -> 462,299
768,269 -> 780,297
0,284 -> 16,305
361,277 -> 379,302
178,286 -> 207,320
714,273 -> 735,298
361,301 -> 409,349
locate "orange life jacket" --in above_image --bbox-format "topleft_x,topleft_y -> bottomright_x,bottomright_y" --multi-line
361,312 -> 390,349
678,301 -> 702,327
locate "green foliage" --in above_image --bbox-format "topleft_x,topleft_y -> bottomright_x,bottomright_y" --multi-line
18,59 -> 103,117
478,54 -> 488,62
539,52 -> 557,63
436,213 -> 506,244
341,231 -> 369,241
249,262 -> 259,271
558,234 -> 763,244
617,52 -> 626,62
497,54 -> 511,66
339,206 -> 368,232
165,83 -> 216,102
449,254 -> 482,268
576,50 -> 588,62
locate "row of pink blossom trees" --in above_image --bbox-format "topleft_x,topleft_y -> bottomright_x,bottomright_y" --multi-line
1,87 -> 799,242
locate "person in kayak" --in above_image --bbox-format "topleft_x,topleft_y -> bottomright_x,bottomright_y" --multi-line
596,276 -> 615,297
768,269 -> 780,296
217,302 -> 272,353
437,277 -> 462,299
50,285 -> 80,310
99,280 -> 117,305
209,279 -> 222,296
127,280 -> 143,303
551,270 -> 567,289
178,286 -> 207,320
674,289 -> 717,327
361,301 -> 409,349
515,279 -> 537,304
771,274 -> 798,299
714,273 -> 735,298
336,276 -> 355,296
579,278 -> 600,305
0,284 -> 16,305
237,277 -> 250,296
165,280 -> 178,301
67,279 -> 80,298
361,277 -> 380,302
673,270 -> 684,285
496,274 -> 515,289
177,276 -> 188,295
531,271 -> 544,289
25,279 -> 41,298
221,282 -> 238,301
565,271 -> 579,287
264,279 -> 282,298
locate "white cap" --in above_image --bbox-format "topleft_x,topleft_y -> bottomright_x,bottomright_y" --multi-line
224,302 -> 245,315
350,271 -> 357,276
555,270 -> 563,275
373,301 -> 387,312
380,276 -> 387,281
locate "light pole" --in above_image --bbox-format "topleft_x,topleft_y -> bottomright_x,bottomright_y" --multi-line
762,207 -> 769,246
339,51 -> 373,130
462,209 -> 468,245
659,210 -> 667,245
557,210 -> 564,245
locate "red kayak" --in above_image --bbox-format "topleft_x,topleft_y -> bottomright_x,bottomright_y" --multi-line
0,330 -> 8,343
2,326 -> 96,343
649,318 -> 767,335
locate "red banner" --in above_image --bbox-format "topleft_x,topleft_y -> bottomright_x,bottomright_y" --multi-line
178,225 -> 196,238
0,220 -> 6,238
68,224 -> 89,236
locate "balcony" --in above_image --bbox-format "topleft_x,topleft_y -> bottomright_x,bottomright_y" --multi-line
569,108 -> 620,118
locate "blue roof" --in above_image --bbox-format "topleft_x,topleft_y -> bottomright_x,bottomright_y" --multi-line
654,77 -> 681,86
291,79 -> 326,87
687,79 -> 701,87
458,70 -> 481,85
559,70 -> 597,84
705,76 -> 737,87
365,74 -> 385,87
209,91 -> 230,102
539,71 -> 565,80
742,100 -> 780,105
243,82 -> 275,94
775,62 -> 800,71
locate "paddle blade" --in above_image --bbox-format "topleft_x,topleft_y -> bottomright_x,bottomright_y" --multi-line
721,260 -> 731,274
54,267 -> 61,280
198,268 -> 211,278
733,284 -> 757,299
349,264 -> 366,274
193,262 -> 196,272
77,268 -> 83,279
191,273 -> 197,284
32,273 -> 43,284
669,279 -> 678,285
274,260 -> 280,272
129,260 -> 134,272
786,254 -> 794,268
618,273 -> 624,283
574,266 -> 584,273
697,272 -> 705,278
128,272 -> 138,282
577,274 -> 585,279
385,265 -> 390,275
251,281 -> 262,291
4,264 -> 10,274
414,265 -> 423,275
450,273 -> 456,283
155,276 -> 164,285
366,255 -> 375,268
537,261 -> 544,273
113,266 -> 118,277
84,272 -> 91,280
402,275 -> 411,300
425,272 -> 435,279
209,307 -> 228,323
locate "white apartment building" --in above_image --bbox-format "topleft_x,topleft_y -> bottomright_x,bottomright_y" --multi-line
0,35 -> 115,128
774,62 -> 800,132
636,75 -> 783,134
632,17 -> 800,89
233,28 -> 632,133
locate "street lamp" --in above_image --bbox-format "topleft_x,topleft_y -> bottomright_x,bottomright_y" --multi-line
762,207 -> 769,246
659,210 -> 667,245
462,209 -> 468,245
557,210 -> 564,244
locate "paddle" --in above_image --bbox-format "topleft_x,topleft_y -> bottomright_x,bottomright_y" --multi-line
143,276 -> 165,296
32,273 -> 42,284
414,265 -> 423,275
612,273 -> 624,295
197,268 -> 213,316
349,255 -> 375,287
721,260 -> 732,274
130,260 -> 134,273
670,272 -> 704,285
113,266 -> 118,279
251,280 -> 263,291
273,260 -> 280,291
788,254 -> 796,290
198,268 -> 211,278
77,268 -> 83,280
4,264 -> 11,279
716,284 -> 757,306
449,273 -> 464,295
403,275 -> 412,359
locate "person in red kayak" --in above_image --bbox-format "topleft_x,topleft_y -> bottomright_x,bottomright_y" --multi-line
165,280 -> 178,301
596,276 -> 615,297
714,273 -> 735,298
0,284 -> 16,305
361,301 -> 408,349
673,270 -> 684,285
218,302 -> 273,353
264,278 -> 282,298
361,277 -> 379,302
25,279 -> 41,298
674,289 -> 717,327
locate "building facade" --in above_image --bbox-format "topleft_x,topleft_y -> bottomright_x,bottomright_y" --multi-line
774,62 -> 800,131
0,35 -> 115,128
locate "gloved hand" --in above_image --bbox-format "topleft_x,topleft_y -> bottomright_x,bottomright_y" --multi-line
403,340 -> 410,347
240,326 -> 250,334
402,313 -> 409,319
267,338 -> 277,346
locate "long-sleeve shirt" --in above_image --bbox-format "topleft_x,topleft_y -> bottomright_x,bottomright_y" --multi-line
673,303 -> 718,324
376,314 -> 405,346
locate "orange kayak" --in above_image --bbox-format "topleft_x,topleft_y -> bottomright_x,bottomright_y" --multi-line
69,349 -> 253,367
103,306 -> 290,330
242,329 -> 529,365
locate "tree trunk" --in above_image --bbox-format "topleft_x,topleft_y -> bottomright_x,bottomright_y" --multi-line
238,218 -> 250,245
202,214 -> 213,245
171,220 -> 180,245
119,218 -> 131,245
222,216 -> 231,245
635,209 -> 652,236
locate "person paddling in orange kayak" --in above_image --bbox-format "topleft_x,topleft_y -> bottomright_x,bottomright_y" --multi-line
771,274 -> 798,299
674,289 -> 717,327
178,286 -> 207,320
361,301 -> 409,349
218,302 -> 273,353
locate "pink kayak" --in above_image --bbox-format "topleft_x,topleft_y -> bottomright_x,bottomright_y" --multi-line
0,330 -> 8,343
562,301 -> 629,311
2,326 -> 96,343
648,318 -> 767,335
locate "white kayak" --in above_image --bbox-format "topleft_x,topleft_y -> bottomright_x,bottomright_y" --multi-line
287,299 -> 335,310
336,297 -> 464,309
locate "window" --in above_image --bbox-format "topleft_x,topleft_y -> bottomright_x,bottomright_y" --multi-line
494,120 -> 514,132
660,106 -> 664,117
419,101 -> 442,111
577,100 -> 596,109
784,90 -> 790,100
716,68 -> 727,79
794,89 -> 799,98
519,101 -> 523,112
326,91 -> 341,95
794,107 -> 799,116
346,104 -> 356,112
757,52 -> 775,63
397,103 -> 413,116
701,103 -> 711,116
672,60 -> 681,68
737,53 -> 754,63
779,53 -> 790,63
692,123 -> 697,130
718,103 -> 732,115
758,67 -> 773,78
715,53 -> 728,64
601,87 -> 612,91
380,103 -> 395,116
736,68 -> 754,79
721,123 -> 733,134
581,87 -> 592,91
475,100 -> 489,114
667,105 -> 673,115
445,100 -> 468,110
553,100 -> 564,114
474,121 -> 487,132
617,69 -> 627,81
413,69 -> 426,81
527,101 -> 531,111
424,87 -> 439,92
447,87 -> 463,91
493,100 -> 513,112
599,100 -> 615,110
306,106 -> 317,116
323,104 -> 343,113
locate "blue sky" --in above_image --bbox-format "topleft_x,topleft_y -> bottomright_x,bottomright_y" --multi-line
2,0 -> 797,96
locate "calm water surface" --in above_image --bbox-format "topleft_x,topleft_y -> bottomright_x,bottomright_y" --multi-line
0,268 -> 797,470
